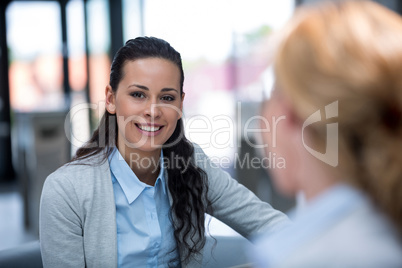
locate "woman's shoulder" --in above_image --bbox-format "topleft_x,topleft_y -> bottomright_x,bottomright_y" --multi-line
253,187 -> 402,267
40,152 -> 115,230
191,142 -> 204,157
287,198 -> 402,267
45,153 -> 110,189
191,142 -> 218,170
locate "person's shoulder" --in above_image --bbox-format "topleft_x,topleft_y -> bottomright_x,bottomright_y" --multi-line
45,153 -> 109,187
288,200 -> 402,267
191,142 -> 203,155
191,142 -> 215,162
333,200 -> 402,264
190,142 -> 206,163
253,189 -> 402,267
191,142 -> 219,170
41,152 -> 114,216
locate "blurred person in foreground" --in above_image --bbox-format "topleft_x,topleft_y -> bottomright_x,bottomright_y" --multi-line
252,1 -> 402,267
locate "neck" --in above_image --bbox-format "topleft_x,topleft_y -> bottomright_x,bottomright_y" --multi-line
298,159 -> 339,201
118,144 -> 162,186
301,179 -> 337,201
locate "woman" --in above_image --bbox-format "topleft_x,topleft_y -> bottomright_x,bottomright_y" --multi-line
252,1 -> 402,267
39,37 -> 289,267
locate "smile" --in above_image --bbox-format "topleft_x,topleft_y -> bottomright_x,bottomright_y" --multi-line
136,124 -> 163,132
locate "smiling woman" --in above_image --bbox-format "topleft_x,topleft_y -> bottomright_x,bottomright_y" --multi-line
39,37 -> 290,268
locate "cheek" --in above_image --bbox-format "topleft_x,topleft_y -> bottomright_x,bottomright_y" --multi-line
261,104 -> 284,159
264,134 -> 293,195
270,131 -> 304,197
163,106 -> 182,123
115,99 -> 139,116
260,105 -> 273,152
261,129 -> 273,155
260,102 -> 298,196
270,161 -> 297,197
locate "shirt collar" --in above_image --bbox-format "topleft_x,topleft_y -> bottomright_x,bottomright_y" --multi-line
108,148 -> 166,204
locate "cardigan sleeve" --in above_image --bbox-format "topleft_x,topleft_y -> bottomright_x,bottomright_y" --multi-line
193,144 -> 291,239
39,170 -> 85,268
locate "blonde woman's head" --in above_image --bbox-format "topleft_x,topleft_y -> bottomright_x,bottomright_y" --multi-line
272,0 -> 402,230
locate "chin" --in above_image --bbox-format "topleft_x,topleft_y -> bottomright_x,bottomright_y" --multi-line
118,136 -> 163,152
139,144 -> 163,152
131,141 -> 164,151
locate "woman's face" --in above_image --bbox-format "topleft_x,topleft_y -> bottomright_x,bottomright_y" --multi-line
260,91 -> 300,196
106,58 -> 184,155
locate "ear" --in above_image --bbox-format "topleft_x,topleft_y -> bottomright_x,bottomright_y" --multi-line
105,85 -> 116,114
178,92 -> 185,119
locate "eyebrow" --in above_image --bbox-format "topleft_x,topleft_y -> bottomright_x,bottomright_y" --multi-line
129,84 -> 179,93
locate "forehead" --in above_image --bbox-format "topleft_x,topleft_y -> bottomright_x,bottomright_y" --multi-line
122,58 -> 179,75
120,58 -> 181,87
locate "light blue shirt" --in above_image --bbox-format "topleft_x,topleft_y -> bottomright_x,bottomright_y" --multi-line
108,148 -> 180,267
251,184 -> 367,267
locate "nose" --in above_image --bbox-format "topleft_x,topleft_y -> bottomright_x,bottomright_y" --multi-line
144,99 -> 162,119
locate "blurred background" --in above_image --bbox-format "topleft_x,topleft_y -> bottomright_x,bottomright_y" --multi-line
0,0 -> 400,252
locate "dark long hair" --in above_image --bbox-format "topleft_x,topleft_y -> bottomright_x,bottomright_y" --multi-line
72,37 -> 210,264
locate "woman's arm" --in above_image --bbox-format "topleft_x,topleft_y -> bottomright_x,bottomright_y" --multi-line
193,145 -> 291,239
39,171 -> 85,267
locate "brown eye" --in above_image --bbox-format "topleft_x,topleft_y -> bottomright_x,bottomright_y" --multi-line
130,92 -> 145,98
161,95 -> 175,101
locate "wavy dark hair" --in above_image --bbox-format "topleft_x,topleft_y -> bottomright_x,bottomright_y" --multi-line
72,36 -> 211,264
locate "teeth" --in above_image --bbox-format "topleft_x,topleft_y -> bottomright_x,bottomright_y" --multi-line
138,125 -> 161,132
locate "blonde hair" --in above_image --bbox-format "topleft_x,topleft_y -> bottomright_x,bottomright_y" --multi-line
275,0 -> 402,232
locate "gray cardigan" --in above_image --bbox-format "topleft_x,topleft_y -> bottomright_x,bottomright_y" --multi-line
39,145 -> 289,268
